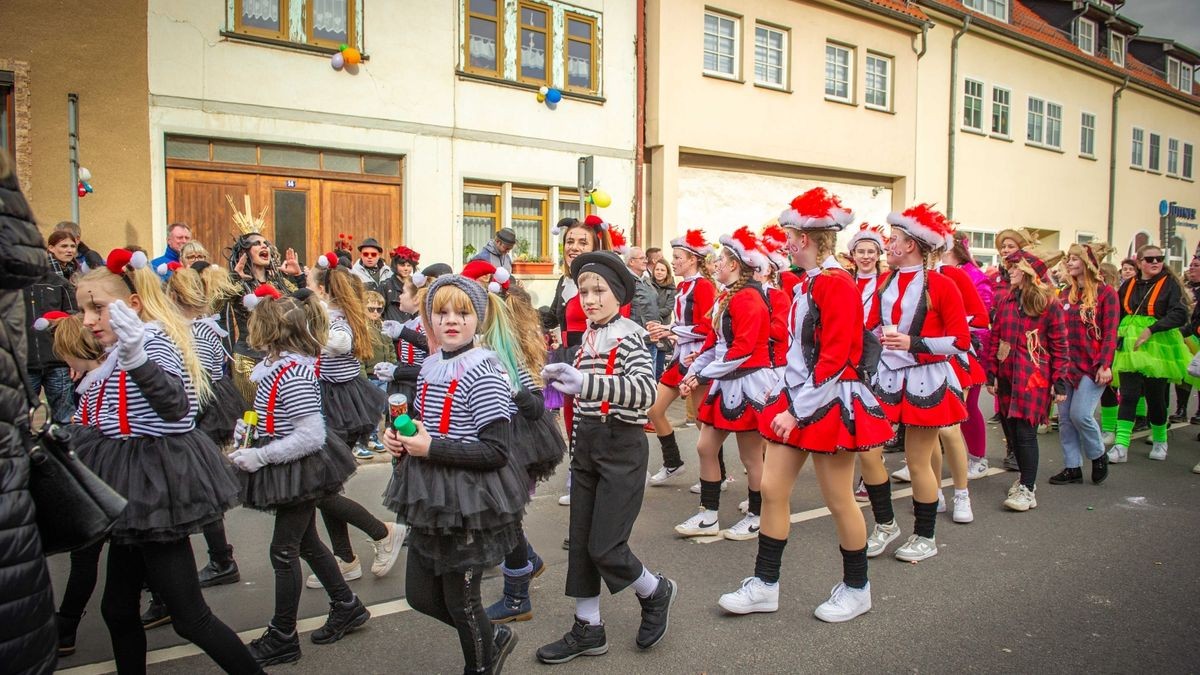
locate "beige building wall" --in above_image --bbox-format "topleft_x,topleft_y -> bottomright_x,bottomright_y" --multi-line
0,0 -> 152,251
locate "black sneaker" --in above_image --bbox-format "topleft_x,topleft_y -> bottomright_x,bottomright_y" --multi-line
56,613 -> 82,657
140,600 -> 172,629
310,596 -> 370,644
197,560 -> 240,588
1169,411 -> 1187,423
1091,454 -> 1109,485
1133,417 -> 1149,433
1048,467 -> 1083,485
562,536 -> 570,550
1002,452 -> 1019,472
248,626 -> 301,666
492,624 -> 517,674
988,413 -> 1002,423
636,576 -> 677,650
536,617 -> 608,664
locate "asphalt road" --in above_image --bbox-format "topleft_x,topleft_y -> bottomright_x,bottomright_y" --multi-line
53,399 -> 1200,674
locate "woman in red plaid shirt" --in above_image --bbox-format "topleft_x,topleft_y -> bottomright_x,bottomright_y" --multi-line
985,248 -> 1070,512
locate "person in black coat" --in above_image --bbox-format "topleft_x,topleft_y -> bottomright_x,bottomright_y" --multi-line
23,245 -> 76,424
0,150 -> 58,674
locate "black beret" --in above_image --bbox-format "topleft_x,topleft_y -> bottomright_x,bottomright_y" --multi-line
570,251 -> 636,305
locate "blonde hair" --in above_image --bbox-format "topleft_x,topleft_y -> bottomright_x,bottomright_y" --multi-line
77,266 -> 213,405
501,286 -> 546,386
248,293 -> 328,358
167,268 -> 209,316
311,266 -> 372,360
1015,271 -> 1056,318
806,230 -> 837,262
51,314 -> 105,362
365,291 -> 385,307
180,241 -> 209,262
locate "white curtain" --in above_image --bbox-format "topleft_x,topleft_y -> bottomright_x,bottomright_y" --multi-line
242,0 -> 280,22
470,35 -> 497,61
312,0 -> 348,34
567,55 -> 590,78
521,42 -> 545,70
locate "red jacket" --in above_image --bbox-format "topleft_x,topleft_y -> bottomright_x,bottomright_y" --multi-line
766,286 -> 790,368
691,281 -> 771,382
792,267 -> 867,385
939,264 -> 990,330
1062,284 -> 1119,386
870,267 -> 972,365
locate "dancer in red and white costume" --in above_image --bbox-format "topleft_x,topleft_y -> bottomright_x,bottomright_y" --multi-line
718,188 -> 891,622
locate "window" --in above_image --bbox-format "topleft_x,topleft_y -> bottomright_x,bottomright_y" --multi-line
961,230 -> 997,268
1131,127 -> 1144,167
564,13 -> 597,92
991,87 -> 1011,136
511,191 -> 548,259
963,0 -> 1009,21
559,197 -> 583,223
1080,112 -> 1095,157
754,25 -> 787,88
703,12 -> 739,77
305,0 -> 353,49
1073,18 -> 1095,55
1109,32 -> 1126,67
1149,133 -> 1161,171
463,182 -> 576,264
235,0 -> 288,40
1168,138 -> 1180,176
1077,232 -> 1096,245
1185,143 -> 1194,180
1183,64 -> 1195,94
865,54 -> 891,110
1045,102 -> 1062,148
232,0 -> 361,50
465,0 -> 503,76
824,43 -> 853,102
963,79 -> 984,131
463,186 -> 500,264
0,72 -> 13,160
1167,57 -> 1180,89
1027,97 -> 1045,144
517,3 -> 550,85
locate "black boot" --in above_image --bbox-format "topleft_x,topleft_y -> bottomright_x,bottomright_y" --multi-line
197,559 -> 240,588
491,624 -> 518,674
310,596 -> 370,644
1048,467 -> 1083,485
485,569 -> 532,623
56,613 -> 82,657
635,576 -> 678,650
248,625 -> 301,666
1091,454 -> 1109,485
1169,406 -> 1187,423
536,617 -> 608,664
140,599 -> 172,629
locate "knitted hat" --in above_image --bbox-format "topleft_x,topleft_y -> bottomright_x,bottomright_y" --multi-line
718,226 -> 770,274
570,251 -> 637,305
460,259 -> 512,294
670,229 -> 718,258
759,223 -> 790,270
426,274 -> 489,323
847,222 -> 886,252
779,188 -> 854,231
886,204 -> 955,251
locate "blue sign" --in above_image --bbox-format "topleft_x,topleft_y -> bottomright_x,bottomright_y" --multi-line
1160,199 -> 1197,221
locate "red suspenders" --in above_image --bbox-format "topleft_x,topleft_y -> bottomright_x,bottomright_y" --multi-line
419,380 -> 460,435
265,362 -> 298,436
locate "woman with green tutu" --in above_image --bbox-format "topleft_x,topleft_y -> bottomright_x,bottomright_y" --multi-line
1108,245 -> 1191,464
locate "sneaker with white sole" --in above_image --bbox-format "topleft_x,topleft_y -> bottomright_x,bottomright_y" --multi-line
936,491 -> 946,513
369,522 -> 404,577
865,521 -> 901,558
674,509 -> 719,537
717,577 -> 779,614
966,457 -> 989,479
737,499 -> 749,514
1192,460 -> 1200,474
1101,431 -> 1115,446
649,465 -> 686,486
689,478 -> 732,494
352,445 -> 374,460
558,494 -> 571,506
1149,442 -> 1168,460
1003,484 -> 1037,512
722,514 -> 760,541
894,534 -> 938,562
952,492 -> 973,523
1006,480 -> 1021,498
891,463 -> 911,482
814,582 -> 872,623
1107,445 -> 1128,464
854,478 -> 869,502
306,556 -> 362,589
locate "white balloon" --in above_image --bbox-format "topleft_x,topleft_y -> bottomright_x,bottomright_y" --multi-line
78,167 -> 92,181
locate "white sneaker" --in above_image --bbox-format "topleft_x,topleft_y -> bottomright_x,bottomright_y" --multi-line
689,478 -> 732,494
952,492 -> 974,524
894,534 -> 938,562
738,499 -> 749,514
1107,445 -> 1128,464
1149,442 -> 1168,460
558,493 -> 571,506
1006,479 -> 1021,499
369,522 -> 404,577
1101,431 -> 1116,446
1192,460 -> 1200,474
814,582 -> 872,623
306,556 -> 362,589
891,462 -> 911,482
865,520 -> 901,558
936,491 -> 946,513
967,457 -> 989,479
1003,484 -> 1037,512
723,514 -> 761,541
675,509 -> 720,537
718,576 -> 779,614
649,465 -> 686,486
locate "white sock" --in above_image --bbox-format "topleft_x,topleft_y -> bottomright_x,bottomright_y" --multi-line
955,488 -> 969,499
575,596 -> 601,626
702,509 -> 719,522
632,567 -> 659,598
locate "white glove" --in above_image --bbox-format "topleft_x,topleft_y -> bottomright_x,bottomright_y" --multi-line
109,300 -> 147,370
542,362 -> 584,396
232,419 -> 251,447
374,362 -> 397,382
381,320 -> 404,340
229,446 -> 269,473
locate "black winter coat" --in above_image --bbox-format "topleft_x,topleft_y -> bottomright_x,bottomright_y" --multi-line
23,265 -> 76,371
0,167 -> 58,674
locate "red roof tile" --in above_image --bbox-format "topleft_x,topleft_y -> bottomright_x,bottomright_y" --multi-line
858,0 -> 929,22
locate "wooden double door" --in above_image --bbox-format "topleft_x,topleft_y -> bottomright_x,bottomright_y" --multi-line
167,168 -> 402,265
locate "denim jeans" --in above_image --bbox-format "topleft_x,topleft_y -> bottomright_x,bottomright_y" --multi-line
29,367 -> 74,424
1059,375 -> 1105,468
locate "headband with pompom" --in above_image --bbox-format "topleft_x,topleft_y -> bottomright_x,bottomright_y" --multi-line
33,311 -> 71,332
779,188 -> 854,231
316,252 -> 340,269
105,248 -> 149,276
412,272 -> 428,288
718,226 -> 770,274
156,261 -> 182,276
243,284 -> 282,311
334,232 -> 354,253
886,204 -> 955,251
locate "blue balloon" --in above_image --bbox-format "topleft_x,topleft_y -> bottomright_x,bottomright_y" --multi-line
546,100 -> 558,111
83,182 -> 94,193
545,88 -> 562,104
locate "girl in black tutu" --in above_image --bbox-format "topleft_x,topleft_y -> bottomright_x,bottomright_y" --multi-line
381,275 -> 527,674
72,248 -> 259,674
229,285 -> 368,666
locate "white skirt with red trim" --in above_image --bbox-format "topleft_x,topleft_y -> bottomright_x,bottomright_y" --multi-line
759,376 -> 894,453
697,368 -> 778,432
874,361 -> 968,428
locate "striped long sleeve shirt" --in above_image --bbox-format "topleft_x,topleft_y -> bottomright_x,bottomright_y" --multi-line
572,317 -> 656,425
95,325 -> 198,438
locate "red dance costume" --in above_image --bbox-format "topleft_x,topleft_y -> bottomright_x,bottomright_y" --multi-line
690,281 -> 776,432
761,258 -> 893,452
986,287 -> 1070,424
660,275 -> 716,388
857,272 -> 880,320
764,283 -> 790,371
937,263 -> 990,388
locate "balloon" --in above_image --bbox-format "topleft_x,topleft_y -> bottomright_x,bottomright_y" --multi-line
343,47 -> 362,65
590,189 -> 612,208
77,166 -> 92,181
545,88 -> 562,104
339,43 -> 349,52
83,181 -> 94,193
546,100 -> 557,111
536,93 -> 546,102
77,182 -> 87,198
330,52 -> 345,70
538,85 -> 550,96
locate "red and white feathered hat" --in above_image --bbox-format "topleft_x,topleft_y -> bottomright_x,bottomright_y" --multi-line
461,259 -> 511,294
847,222 -> 887,252
608,226 -> 629,255
719,226 -> 770,274
670,229 -> 718,259
759,223 -> 791,270
778,188 -> 854,231
886,204 -> 955,251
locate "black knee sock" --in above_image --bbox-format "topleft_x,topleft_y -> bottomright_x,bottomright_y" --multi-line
718,447 -> 728,482
913,499 -> 937,539
840,546 -> 868,589
658,432 -> 682,468
864,481 -> 894,525
700,480 -> 722,512
754,534 -> 787,584
747,489 -> 762,517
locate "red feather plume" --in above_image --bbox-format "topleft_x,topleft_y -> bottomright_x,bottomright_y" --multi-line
684,229 -> 709,249
790,188 -> 845,218
901,204 -> 954,237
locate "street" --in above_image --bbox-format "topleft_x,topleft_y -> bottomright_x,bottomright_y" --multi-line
54,400 -> 1200,674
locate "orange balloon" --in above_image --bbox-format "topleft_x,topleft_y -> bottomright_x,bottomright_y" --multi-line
343,47 -> 362,65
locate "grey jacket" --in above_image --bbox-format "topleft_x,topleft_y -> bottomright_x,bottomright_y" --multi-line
471,240 -> 513,272
628,274 -> 660,329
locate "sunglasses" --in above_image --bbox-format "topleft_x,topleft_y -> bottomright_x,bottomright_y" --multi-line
361,251 -> 380,258
1141,256 -> 1165,264
366,306 -> 384,313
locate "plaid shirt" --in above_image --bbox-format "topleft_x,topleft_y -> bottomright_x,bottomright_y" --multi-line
985,286 -> 1069,424
1062,284 -> 1119,386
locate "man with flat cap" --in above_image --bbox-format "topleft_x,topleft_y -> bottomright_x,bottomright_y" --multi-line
471,227 -> 517,272
351,237 -> 393,293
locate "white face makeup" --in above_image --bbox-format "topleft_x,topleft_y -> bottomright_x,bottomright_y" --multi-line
577,272 -> 619,324
77,281 -> 138,347
431,304 -> 478,352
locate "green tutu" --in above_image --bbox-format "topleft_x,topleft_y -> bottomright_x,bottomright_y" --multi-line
1112,315 -> 1190,383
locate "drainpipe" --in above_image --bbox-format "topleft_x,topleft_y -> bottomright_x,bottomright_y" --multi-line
946,16 -> 971,219
1107,76 -> 1130,246
68,93 -> 80,224
633,0 -> 646,245
911,21 -> 929,204
916,20 -> 929,59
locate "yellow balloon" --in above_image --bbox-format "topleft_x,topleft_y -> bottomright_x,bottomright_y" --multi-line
590,189 -> 612,209
537,93 -> 546,102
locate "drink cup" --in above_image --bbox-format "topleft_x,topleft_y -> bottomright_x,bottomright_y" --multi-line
388,394 -> 408,423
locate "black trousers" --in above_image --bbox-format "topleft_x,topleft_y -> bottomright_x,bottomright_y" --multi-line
1005,416 -> 1040,488
566,418 -> 647,597
405,548 -> 493,671
270,500 -> 353,634
1118,372 -> 1169,426
1101,385 -> 1119,408
100,539 -> 259,674
203,519 -> 234,564
317,493 -> 389,563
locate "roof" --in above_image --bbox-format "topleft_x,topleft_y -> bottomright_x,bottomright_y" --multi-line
856,0 -> 930,22
1130,36 -> 1200,62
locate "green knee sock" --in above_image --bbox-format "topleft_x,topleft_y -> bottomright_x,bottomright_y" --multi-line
1136,397 -> 1147,417
1150,423 -> 1168,443
1114,419 -> 1135,448
1100,406 -> 1118,433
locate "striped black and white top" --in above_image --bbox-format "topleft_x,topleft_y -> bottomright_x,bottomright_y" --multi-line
396,317 -> 427,367
572,317 -> 656,425
415,348 -> 511,442
252,355 -> 322,438
191,316 -> 230,382
317,312 -> 364,383
95,325 -> 198,438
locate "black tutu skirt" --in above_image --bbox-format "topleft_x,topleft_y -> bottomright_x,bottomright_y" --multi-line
514,411 -> 567,483
238,429 -> 357,511
386,378 -> 417,407
197,376 -> 247,447
407,522 -> 524,576
72,429 -> 241,545
322,376 -> 387,442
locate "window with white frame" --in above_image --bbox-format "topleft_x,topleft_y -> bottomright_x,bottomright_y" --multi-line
1080,112 -> 1096,156
1167,57 -> 1181,89
1027,97 -> 1045,144
754,24 -> 786,88
963,0 -> 1009,21
991,87 -> 1011,136
1168,138 -> 1180,175
1184,143 -> 1194,180
824,43 -> 853,102
963,79 -> 984,130
1046,102 -> 1062,148
1183,64 -> 1195,93
865,54 -> 891,109
703,12 -> 739,77
1073,17 -> 1096,55
1149,133 -> 1161,171
1109,32 -> 1126,67
1131,127 -> 1144,167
